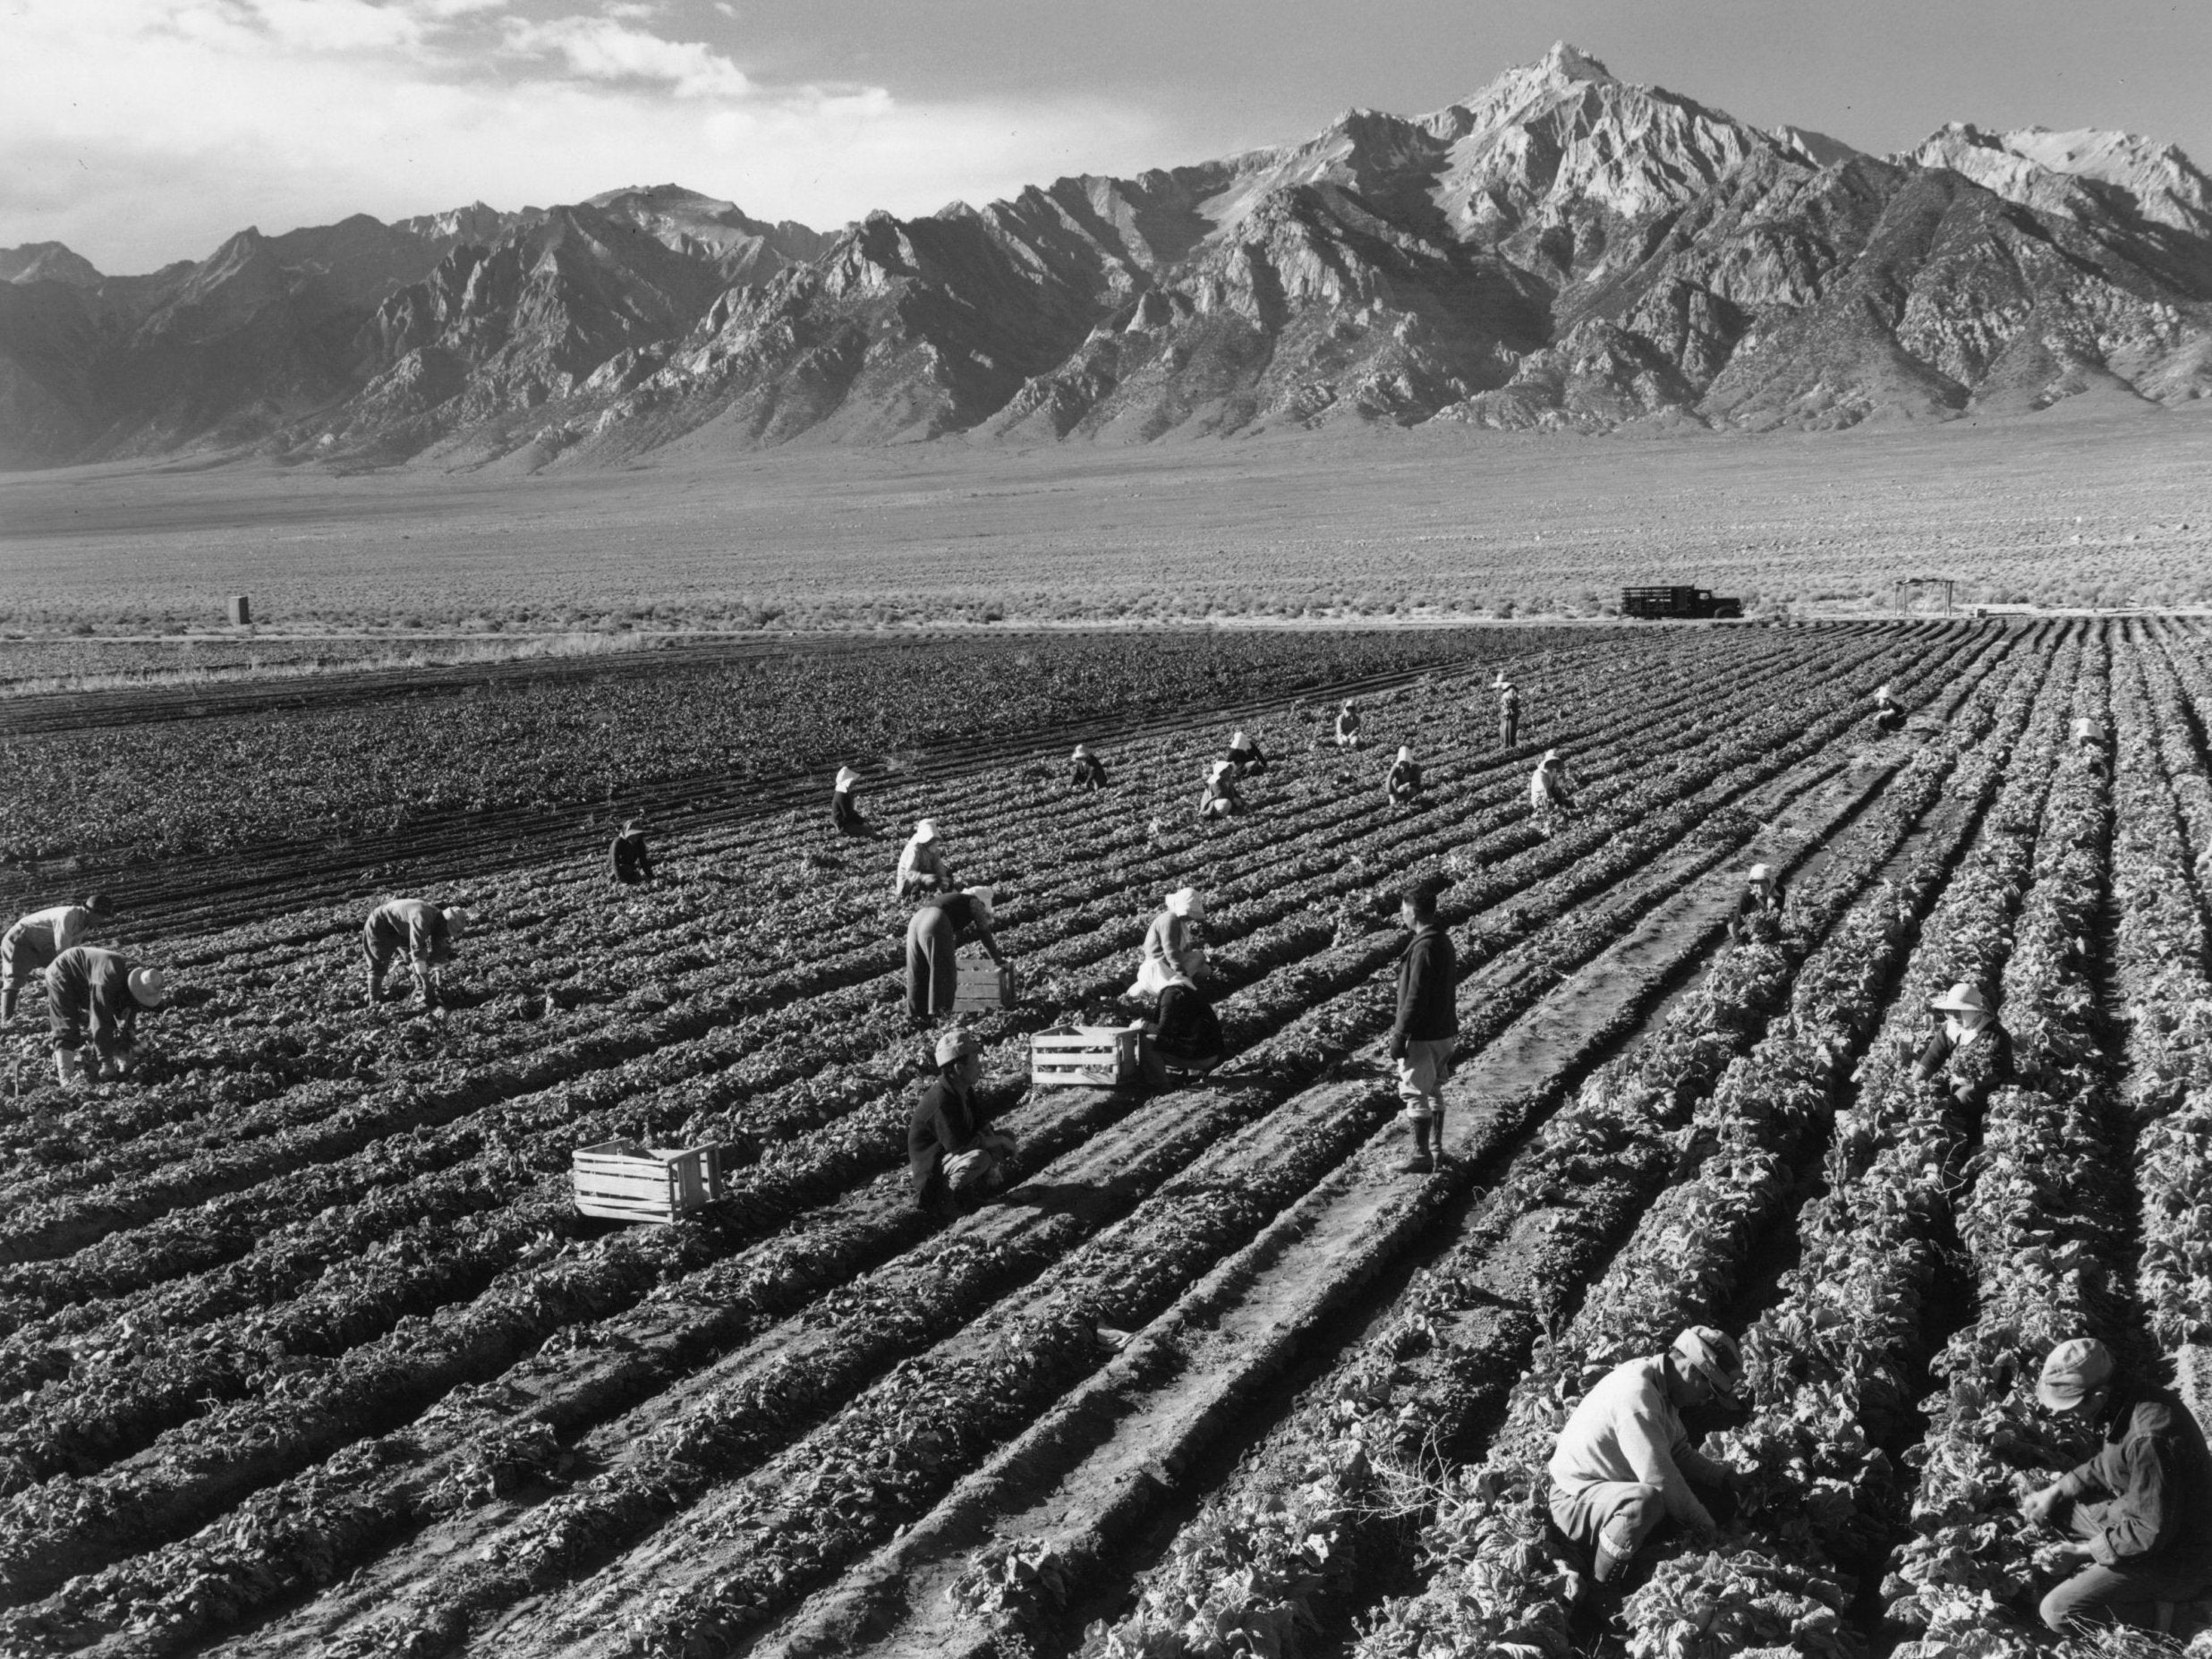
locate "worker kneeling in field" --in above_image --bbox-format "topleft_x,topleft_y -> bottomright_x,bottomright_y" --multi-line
1226,727 -> 1269,777
1729,864 -> 1784,944
1912,980 -> 2011,1106
907,1028 -> 1016,1215
895,819 -> 954,898
363,898 -> 468,1011
1548,1327 -> 1748,1590
1390,879 -> 1458,1174
1385,744 -> 1425,806
2,893 -> 114,1021
609,818 -> 653,886
1531,749 -> 1577,827
47,945 -> 166,1086
1132,886 -> 1207,998
831,767 -> 874,836
1335,700 -> 1364,749
1069,744 -> 1109,791
906,885 -> 1006,1026
2022,1337 -> 2212,1634
1199,761 -> 1245,823
1874,683 -> 1907,734
1141,965 -> 1226,1086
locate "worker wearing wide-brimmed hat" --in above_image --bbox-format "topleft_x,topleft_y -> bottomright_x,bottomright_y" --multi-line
1547,1327 -> 1748,1587
1132,887 -> 1207,998
1385,744 -> 1425,805
831,766 -> 873,836
46,944 -> 166,1086
906,1027 -> 1017,1215
608,817 -> 654,886
2,893 -> 114,1021
1069,744 -> 1109,792
1874,682 -> 1907,734
2022,1337 -> 2212,1633
1497,675 -> 1522,747
362,898 -> 470,1010
1912,980 -> 2012,1104
1199,760 -> 1244,823
894,819 -> 954,898
1334,699 -> 1364,750
906,885 -> 1004,1025
1225,727 -> 1270,777
1531,749 -> 1576,821
1729,863 -> 1784,943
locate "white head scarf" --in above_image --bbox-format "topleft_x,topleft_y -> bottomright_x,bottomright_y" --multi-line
1166,887 -> 1202,919
912,819 -> 937,843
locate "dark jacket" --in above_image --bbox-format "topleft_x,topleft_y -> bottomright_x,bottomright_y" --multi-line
832,789 -> 865,831
907,1076 -> 983,1202
1071,754 -> 1109,789
1730,881 -> 1783,940
2055,1384 -> 2212,1574
1386,760 -> 1424,797
46,946 -> 143,1055
1500,688 -> 1520,719
364,899 -> 454,964
1391,923 -> 1458,1055
611,829 -> 652,882
1153,983 -> 1224,1062
1913,1021 -> 2012,1098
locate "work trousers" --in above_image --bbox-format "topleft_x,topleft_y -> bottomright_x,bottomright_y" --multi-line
906,907 -> 959,1017
0,925 -> 56,1019
2040,1508 -> 2211,1633
1395,1036 -> 1454,1119
1551,1480 -> 1665,1562
1501,713 -> 1519,746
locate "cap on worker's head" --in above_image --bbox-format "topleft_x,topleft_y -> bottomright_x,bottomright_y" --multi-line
623,817 -> 644,833
1341,698 -> 1355,710
441,906 -> 472,943
1208,759 -> 1233,781
1397,745 -> 1414,763
1748,864 -> 1772,884
1671,1326 -> 1743,1402
1930,981 -> 1990,1015
1072,744 -> 1089,760
125,966 -> 167,1008
966,885 -> 995,919
1166,886 -> 1203,918
934,1027 -> 981,1067
913,819 -> 937,843
1230,729 -> 1250,749
835,766 -> 860,790
2037,1337 -> 2115,1411
1541,748 -> 1561,764
82,892 -> 115,917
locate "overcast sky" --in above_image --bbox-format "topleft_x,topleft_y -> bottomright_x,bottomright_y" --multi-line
9,0 -> 2210,275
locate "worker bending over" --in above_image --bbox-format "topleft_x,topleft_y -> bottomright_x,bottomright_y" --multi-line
1548,1327 -> 1747,1588
1913,980 -> 2011,1106
832,767 -> 873,836
906,885 -> 1005,1025
1200,761 -> 1245,823
1132,886 -> 1206,997
1385,745 -> 1425,805
2023,1337 -> 2212,1633
1335,700 -> 1364,749
1390,879 -> 1458,1174
47,945 -> 166,1086
1498,676 -> 1522,747
1142,966 -> 1226,1085
3,894 -> 113,1020
1874,683 -> 1907,734
1729,864 -> 1783,943
363,898 -> 469,1010
907,1028 -> 1017,1215
1531,749 -> 1577,825
1226,727 -> 1270,776
1069,744 -> 1109,791
895,819 -> 954,898
609,818 -> 653,886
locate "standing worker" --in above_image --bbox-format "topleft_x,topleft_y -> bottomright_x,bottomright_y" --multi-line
906,885 -> 1005,1026
1531,749 -> 1577,826
46,945 -> 166,1086
362,898 -> 469,1011
2,894 -> 114,1021
1199,761 -> 1245,823
1069,744 -> 1109,791
1912,980 -> 2012,1106
832,767 -> 874,836
1385,744 -> 1425,806
1498,676 -> 1523,747
2022,1337 -> 2212,1633
609,818 -> 653,886
1390,879 -> 1458,1174
1729,864 -> 1783,943
907,1028 -> 1017,1215
1226,727 -> 1270,777
1874,683 -> 1907,734
1335,700 -> 1364,750
895,819 -> 954,898
1548,1328 -> 1748,1597
1131,887 -> 1206,997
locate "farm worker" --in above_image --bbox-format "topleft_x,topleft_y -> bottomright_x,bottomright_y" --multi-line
1389,879 -> 1458,1174
1199,761 -> 1245,822
895,820 -> 954,898
1131,887 -> 1206,997
1874,683 -> 1906,734
1911,980 -> 2012,1105
609,818 -> 653,886
1547,1327 -> 1747,1585
906,886 -> 1004,1025
1141,966 -> 1227,1085
2072,716 -> 2107,751
1069,744 -> 1109,791
907,1028 -> 1016,1214
2,894 -> 114,1021
1498,678 -> 1522,747
46,945 -> 166,1086
2022,1337 -> 2212,1633
362,898 -> 468,1010
1385,745 -> 1425,805
1226,728 -> 1270,777
1531,750 -> 1576,821
1728,864 -> 1784,943
1335,700 -> 1363,749
831,767 -> 873,836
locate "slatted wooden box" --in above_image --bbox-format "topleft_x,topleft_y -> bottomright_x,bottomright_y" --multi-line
573,1139 -> 722,1224
953,945 -> 1017,1011
1031,1025 -> 1144,1089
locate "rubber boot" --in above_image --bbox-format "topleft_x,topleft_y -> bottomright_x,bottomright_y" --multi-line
54,1048 -> 85,1089
1432,1102 -> 1447,1161
1400,1115 -> 1434,1175
0,984 -> 16,1022
365,966 -> 385,1007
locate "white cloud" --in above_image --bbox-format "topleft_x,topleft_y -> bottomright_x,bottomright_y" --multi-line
0,0 -> 1162,271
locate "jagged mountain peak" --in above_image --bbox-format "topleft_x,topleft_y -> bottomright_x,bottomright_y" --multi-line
1910,121 -> 2212,234
0,242 -> 103,287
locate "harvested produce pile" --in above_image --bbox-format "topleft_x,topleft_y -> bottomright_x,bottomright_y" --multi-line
0,618 -> 2206,1659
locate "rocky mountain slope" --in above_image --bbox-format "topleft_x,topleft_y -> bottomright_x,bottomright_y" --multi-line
3,45 -> 2208,467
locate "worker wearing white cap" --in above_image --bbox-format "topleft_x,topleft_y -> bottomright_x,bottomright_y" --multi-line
1547,1326 -> 1748,1587
1497,677 -> 1522,747
1069,744 -> 1109,792
2,893 -> 114,1021
1912,980 -> 2011,1104
45,944 -> 166,1086
1728,864 -> 1784,943
831,766 -> 873,836
1334,700 -> 1364,750
362,898 -> 469,1011
609,818 -> 653,886
1199,760 -> 1244,823
906,886 -> 1004,1025
1530,749 -> 1576,823
1874,682 -> 1906,734
1132,887 -> 1207,998
1225,727 -> 1270,777
895,819 -> 954,898
1385,744 -> 1425,805
906,1027 -> 1017,1214
2022,1336 -> 2212,1633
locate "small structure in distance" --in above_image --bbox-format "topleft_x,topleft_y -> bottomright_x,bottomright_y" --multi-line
1621,585 -> 1743,620
227,595 -> 251,625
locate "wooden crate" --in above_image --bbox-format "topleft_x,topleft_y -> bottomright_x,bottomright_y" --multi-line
1031,1025 -> 1144,1088
953,945 -> 1017,1012
573,1139 -> 721,1224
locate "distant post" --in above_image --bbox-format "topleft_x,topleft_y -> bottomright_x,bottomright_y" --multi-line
228,594 -> 251,625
